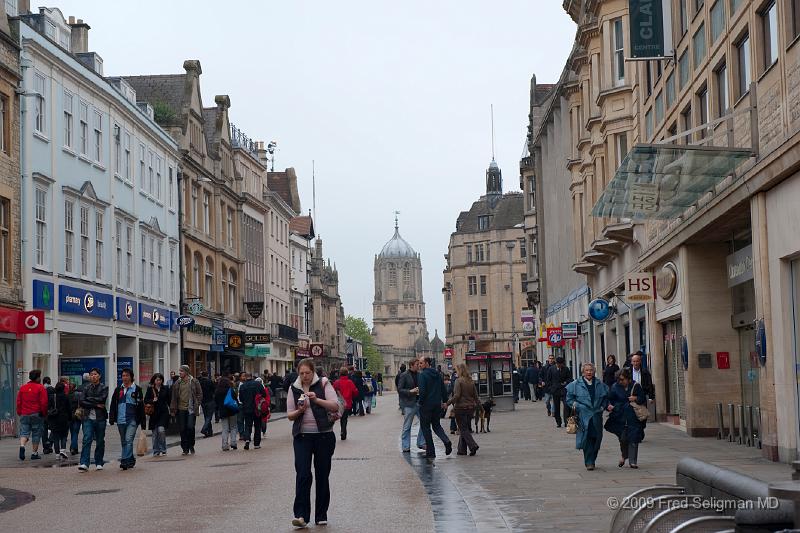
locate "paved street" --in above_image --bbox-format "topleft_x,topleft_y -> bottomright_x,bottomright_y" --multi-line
0,393 -> 792,532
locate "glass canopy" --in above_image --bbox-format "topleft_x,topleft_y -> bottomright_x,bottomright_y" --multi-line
591,144 -> 752,219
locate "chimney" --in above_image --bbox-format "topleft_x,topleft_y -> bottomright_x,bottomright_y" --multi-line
18,0 -> 30,15
68,18 -> 90,54
214,94 -> 230,110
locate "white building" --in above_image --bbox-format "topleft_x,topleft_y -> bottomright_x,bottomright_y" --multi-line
290,215 -> 314,361
20,9 -> 180,387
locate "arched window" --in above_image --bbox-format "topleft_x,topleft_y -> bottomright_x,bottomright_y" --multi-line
388,263 -> 396,287
229,269 -> 237,315
205,257 -> 214,308
403,262 -> 411,285
220,265 -> 227,313
192,252 -> 202,299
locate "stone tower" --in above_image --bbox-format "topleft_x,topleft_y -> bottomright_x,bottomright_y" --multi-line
372,220 -> 428,350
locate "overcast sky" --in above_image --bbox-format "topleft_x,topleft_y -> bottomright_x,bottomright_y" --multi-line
52,0 -> 575,338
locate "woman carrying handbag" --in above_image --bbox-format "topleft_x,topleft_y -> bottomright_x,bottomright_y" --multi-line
604,368 -> 647,468
565,362 -> 609,471
144,373 -> 170,457
214,372 -> 239,451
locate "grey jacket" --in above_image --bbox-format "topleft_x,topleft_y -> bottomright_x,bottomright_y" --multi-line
396,370 -> 419,408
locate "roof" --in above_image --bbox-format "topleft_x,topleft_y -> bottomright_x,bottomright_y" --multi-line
267,169 -> 301,213
533,84 -> 556,105
123,74 -> 187,127
455,192 -> 524,234
430,331 -> 445,352
201,107 -> 217,149
290,216 -> 315,239
379,228 -> 416,258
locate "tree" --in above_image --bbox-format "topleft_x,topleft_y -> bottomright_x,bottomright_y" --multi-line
345,315 -> 382,373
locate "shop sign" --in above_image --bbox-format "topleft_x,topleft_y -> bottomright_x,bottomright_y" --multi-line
443,348 -> 454,359
588,298 -> 614,322
310,343 -> 324,358
561,322 -> 579,339
245,333 -> 271,343
755,319 -> 767,366
0,308 -> 45,335
629,0 -> 673,58
467,335 -> 476,353
726,245 -> 754,288
227,333 -> 244,352
188,323 -> 213,337
547,327 -> 563,347
116,297 -> 137,323
625,272 -> 656,302
212,326 -> 226,347
245,302 -> 264,319
138,303 -> 171,330
656,262 -> 678,300
60,357 -> 106,388
58,285 -> 113,319
521,309 -> 535,333
116,356 -> 134,387
175,315 -> 195,328
186,300 -> 204,315
245,344 -> 270,357
32,280 -> 54,310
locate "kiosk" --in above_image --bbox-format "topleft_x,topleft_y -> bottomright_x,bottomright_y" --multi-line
466,352 -> 515,412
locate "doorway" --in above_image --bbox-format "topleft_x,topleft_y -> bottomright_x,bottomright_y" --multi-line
663,319 -> 686,419
738,325 -> 760,408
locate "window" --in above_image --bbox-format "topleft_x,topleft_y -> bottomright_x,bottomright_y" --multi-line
191,185 -> 198,227
33,73 -> 46,134
148,151 -> 154,196
693,23 -> 707,67
792,0 -> 800,41
220,268 -> 227,313
679,50 -> 690,89
695,0 -> 705,13
156,157 -> 162,200
466,245 -> 473,264
138,144 -> 145,189
93,111 -> 102,162
229,270 -> 237,314
79,102 -> 88,155
655,91 -> 664,125
141,234 -> 147,294
468,276 -> 477,296
95,211 -> 103,279
446,314 -> 452,336
149,238 -> 155,297
468,310 -> 479,331
403,265 -> 411,286
64,200 -> 74,273
612,18 -> 625,86
203,191 -> 210,234
681,105 -> 693,142
475,244 -> 485,262
479,275 -> 487,295
711,1 -> 726,43
205,258 -> 214,307
698,86 -> 709,127
123,225 -> 132,289
679,0 -> 689,36
715,63 -> 729,116
519,238 -> 526,258
113,125 -> 121,175
527,176 -> 536,210
388,263 -> 396,287
169,245 -> 176,304
521,273 -> 528,292
35,187 -> 47,267
157,241 -> 163,298
192,254 -> 201,298
63,91 -> 73,148
0,198 -> 6,282
480,309 -> 488,332
736,32 -> 751,99
478,215 -> 490,230
168,167 -> 175,209
730,0 -> 742,14
761,1 -> 779,69
80,206 -> 89,276
115,220 -> 122,286
645,108 -> 654,139
5,0 -> 17,16
227,207 -> 234,247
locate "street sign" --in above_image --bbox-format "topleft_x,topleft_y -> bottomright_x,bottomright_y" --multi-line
625,272 -> 656,302
443,348 -> 454,359
562,322 -> 579,339
629,0 -> 673,59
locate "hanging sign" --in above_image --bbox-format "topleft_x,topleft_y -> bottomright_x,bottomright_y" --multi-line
521,309 -> 535,333
588,298 -> 615,322
186,300 -> 204,315
629,0 -> 673,59
562,322 -> 579,339
625,272 -> 656,302
175,315 -> 195,328
245,302 -> 264,319
755,319 -> 767,367
547,327 -> 563,347
310,343 -> 324,358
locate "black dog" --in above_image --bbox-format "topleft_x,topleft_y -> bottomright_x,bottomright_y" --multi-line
476,399 -> 495,433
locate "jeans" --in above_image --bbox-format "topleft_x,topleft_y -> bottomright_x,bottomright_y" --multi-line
293,432 -> 336,524
152,425 -> 167,455
243,413 -> 261,446
201,401 -> 215,436
544,392 -> 552,413
70,420 -> 81,451
455,413 -> 478,454
339,411 -> 349,439
400,405 -> 425,451
620,438 -> 640,465
117,421 -> 138,466
51,429 -> 67,454
220,415 -> 238,449
80,419 -> 106,467
19,414 -> 43,444
176,410 -> 196,452
419,407 -> 451,458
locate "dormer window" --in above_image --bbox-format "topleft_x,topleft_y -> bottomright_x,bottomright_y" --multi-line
478,215 -> 490,231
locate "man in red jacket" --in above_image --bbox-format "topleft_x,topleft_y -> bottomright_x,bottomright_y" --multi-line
16,369 -> 48,461
333,366 -> 358,441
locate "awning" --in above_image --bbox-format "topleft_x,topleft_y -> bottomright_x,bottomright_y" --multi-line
592,144 -> 752,220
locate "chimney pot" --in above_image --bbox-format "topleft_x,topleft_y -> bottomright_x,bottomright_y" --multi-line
68,18 -> 90,54
68,16 -> 75,24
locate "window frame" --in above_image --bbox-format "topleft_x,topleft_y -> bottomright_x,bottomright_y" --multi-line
612,17 -> 625,86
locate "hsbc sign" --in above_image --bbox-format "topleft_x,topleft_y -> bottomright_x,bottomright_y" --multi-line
625,272 -> 656,303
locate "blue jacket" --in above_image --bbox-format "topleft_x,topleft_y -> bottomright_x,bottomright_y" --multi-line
565,377 -> 609,451
604,382 -> 646,444
417,368 -> 446,411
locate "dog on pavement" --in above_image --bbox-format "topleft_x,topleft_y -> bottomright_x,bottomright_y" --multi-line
475,399 -> 495,433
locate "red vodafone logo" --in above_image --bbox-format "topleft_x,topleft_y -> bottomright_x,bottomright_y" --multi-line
24,313 -> 40,331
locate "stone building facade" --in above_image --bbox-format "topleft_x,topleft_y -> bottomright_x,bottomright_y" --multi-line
308,237 -> 345,369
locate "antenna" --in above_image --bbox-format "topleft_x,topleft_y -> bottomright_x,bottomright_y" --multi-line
490,104 -> 496,160
312,160 -> 317,232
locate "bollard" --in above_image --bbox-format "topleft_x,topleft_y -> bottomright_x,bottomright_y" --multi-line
728,403 -> 737,443
744,405 -> 753,447
716,402 -> 725,440
737,404 -> 746,445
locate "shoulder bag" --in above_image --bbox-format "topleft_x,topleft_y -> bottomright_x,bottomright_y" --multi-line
630,383 -> 649,422
566,402 -> 580,434
323,378 -> 345,422
223,387 -> 239,413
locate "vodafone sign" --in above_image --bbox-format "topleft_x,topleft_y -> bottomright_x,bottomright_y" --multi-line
0,308 -> 46,335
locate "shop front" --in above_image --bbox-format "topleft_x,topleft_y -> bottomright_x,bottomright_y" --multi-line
0,306 -> 44,437
244,333 -> 271,375
221,330 -> 245,375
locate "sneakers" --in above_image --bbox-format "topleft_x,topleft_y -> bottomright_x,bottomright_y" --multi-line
444,441 -> 453,456
244,442 -> 250,450
59,451 -> 69,460
30,452 -> 41,460
254,445 -> 261,449
78,464 -> 88,472
230,445 -> 238,450
18,446 -> 24,461
317,520 -> 328,526
292,517 -> 308,529
469,446 -> 479,456
95,464 -> 103,470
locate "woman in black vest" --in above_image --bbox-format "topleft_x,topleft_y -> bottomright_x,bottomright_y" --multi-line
287,358 -> 340,529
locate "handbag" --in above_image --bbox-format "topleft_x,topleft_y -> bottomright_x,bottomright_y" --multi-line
135,430 -> 148,457
444,404 -> 454,419
566,402 -> 580,434
223,388 -> 239,413
73,407 -> 85,421
630,383 -> 649,422
144,403 -> 155,417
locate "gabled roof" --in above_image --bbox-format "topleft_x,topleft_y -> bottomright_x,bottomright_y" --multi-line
267,169 -> 301,213
290,216 -> 315,239
455,193 -> 524,234
124,74 -> 187,128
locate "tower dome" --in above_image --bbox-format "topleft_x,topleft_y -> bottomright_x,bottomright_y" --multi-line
379,227 -> 416,258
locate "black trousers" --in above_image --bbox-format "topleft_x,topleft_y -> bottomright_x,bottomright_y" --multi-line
243,413 -> 261,446
339,411 -> 349,438
552,391 -> 566,427
176,410 -> 196,452
293,432 -> 336,524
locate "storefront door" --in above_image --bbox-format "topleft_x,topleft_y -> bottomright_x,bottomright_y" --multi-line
663,320 -> 686,419
738,325 -> 760,408
0,340 -> 16,437
791,259 -> 800,452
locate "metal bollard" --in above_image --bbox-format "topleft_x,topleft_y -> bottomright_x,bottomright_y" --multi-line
716,402 -> 725,440
728,403 -> 736,443
737,404 -> 746,445
744,405 -> 753,447
754,407 -> 762,449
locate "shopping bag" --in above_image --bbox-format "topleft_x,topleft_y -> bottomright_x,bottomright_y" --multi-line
136,430 -> 148,457
371,395 -> 377,409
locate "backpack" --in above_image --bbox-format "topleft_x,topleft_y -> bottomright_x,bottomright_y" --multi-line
254,390 -> 269,418
47,391 -> 58,417
324,378 -> 345,422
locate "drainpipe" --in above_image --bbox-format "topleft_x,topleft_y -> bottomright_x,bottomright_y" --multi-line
18,48 -> 33,371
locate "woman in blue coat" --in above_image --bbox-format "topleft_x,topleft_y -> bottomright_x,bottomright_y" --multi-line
604,368 -> 647,468
565,362 -> 609,470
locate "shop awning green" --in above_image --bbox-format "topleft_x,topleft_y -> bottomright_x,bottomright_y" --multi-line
591,144 -> 752,219
245,344 -> 271,358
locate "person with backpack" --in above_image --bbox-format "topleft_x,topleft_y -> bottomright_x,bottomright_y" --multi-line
144,373 -> 170,456
364,371 -> 376,414
214,372 -> 239,451
255,377 -> 271,437
48,381 -> 72,460
287,358 -> 340,529
332,367 -> 357,441
237,372 -> 266,450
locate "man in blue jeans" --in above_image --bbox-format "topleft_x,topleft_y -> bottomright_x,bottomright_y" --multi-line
109,367 -> 145,470
397,359 -> 425,452
78,368 -> 109,472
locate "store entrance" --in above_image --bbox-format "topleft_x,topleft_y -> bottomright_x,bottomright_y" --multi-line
738,325 -> 760,408
663,319 -> 686,419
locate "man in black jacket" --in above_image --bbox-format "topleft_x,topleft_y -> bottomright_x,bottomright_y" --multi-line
238,373 -> 266,450
78,367 -> 109,472
525,364 -> 540,402
545,357 -> 573,428
541,354 -> 556,415
198,371 -> 216,437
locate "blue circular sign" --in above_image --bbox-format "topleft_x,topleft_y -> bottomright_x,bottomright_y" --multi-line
175,315 -> 195,328
755,319 -> 767,367
588,298 -> 613,322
